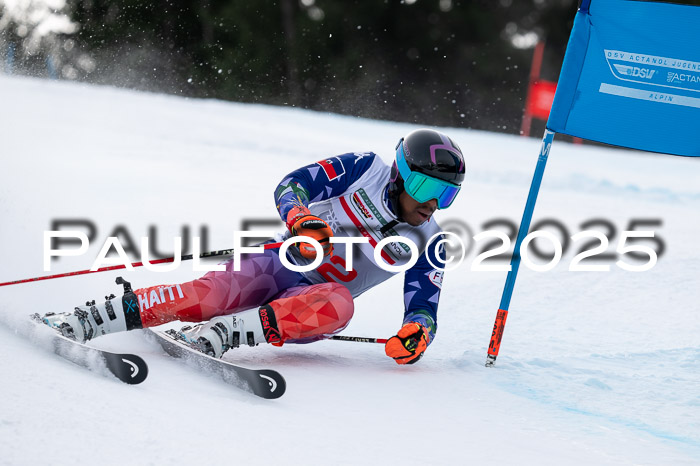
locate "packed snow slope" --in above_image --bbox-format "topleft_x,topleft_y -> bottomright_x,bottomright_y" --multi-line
1,75 -> 699,465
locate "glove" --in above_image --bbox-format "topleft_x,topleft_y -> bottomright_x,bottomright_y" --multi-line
385,322 -> 429,365
286,206 -> 333,259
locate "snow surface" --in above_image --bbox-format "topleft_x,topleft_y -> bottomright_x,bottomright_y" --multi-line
0,75 -> 699,465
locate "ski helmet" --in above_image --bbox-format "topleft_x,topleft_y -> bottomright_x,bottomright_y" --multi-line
388,129 -> 465,218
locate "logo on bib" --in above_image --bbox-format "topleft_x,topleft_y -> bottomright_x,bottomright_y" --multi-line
428,270 -> 443,289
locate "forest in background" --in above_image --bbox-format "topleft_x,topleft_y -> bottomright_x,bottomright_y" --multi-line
1,0 -> 698,135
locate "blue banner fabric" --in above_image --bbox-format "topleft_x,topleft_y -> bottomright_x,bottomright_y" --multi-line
547,0 -> 700,157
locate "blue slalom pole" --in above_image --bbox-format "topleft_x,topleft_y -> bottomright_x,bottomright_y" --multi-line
486,128 -> 556,367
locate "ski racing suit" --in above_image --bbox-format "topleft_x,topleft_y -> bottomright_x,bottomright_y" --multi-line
132,152 -> 447,344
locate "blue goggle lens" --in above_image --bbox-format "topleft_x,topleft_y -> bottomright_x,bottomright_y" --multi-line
404,173 -> 460,209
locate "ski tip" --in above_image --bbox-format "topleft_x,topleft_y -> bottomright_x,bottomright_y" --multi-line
104,353 -> 149,385
255,370 -> 286,399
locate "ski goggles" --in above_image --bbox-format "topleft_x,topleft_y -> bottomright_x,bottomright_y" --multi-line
395,143 -> 461,209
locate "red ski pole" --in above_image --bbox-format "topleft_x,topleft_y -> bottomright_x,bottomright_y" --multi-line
0,242 -> 283,288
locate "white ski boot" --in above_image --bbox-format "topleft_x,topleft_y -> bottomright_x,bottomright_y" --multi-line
38,277 -> 142,343
173,305 -> 281,358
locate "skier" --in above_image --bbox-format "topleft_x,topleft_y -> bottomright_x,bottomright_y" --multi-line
40,128 -> 466,365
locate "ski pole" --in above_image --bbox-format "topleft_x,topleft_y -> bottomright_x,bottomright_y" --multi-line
0,242 -> 284,287
331,335 -> 388,344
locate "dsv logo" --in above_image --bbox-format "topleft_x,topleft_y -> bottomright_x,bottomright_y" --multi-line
613,64 -> 656,79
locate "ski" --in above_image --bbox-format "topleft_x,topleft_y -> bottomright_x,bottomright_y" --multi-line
146,329 -> 286,399
27,315 -> 148,385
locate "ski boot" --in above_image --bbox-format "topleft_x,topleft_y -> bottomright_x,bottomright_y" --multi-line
170,305 -> 281,358
36,277 -> 142,343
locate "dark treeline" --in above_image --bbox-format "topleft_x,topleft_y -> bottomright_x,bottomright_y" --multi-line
1,0 -> 699,134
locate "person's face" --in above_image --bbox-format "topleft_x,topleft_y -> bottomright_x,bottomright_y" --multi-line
399,190 -> 438,226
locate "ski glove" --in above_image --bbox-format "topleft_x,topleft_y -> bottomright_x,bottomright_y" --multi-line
385,322 -> 429,365
286,206 -> 334,259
